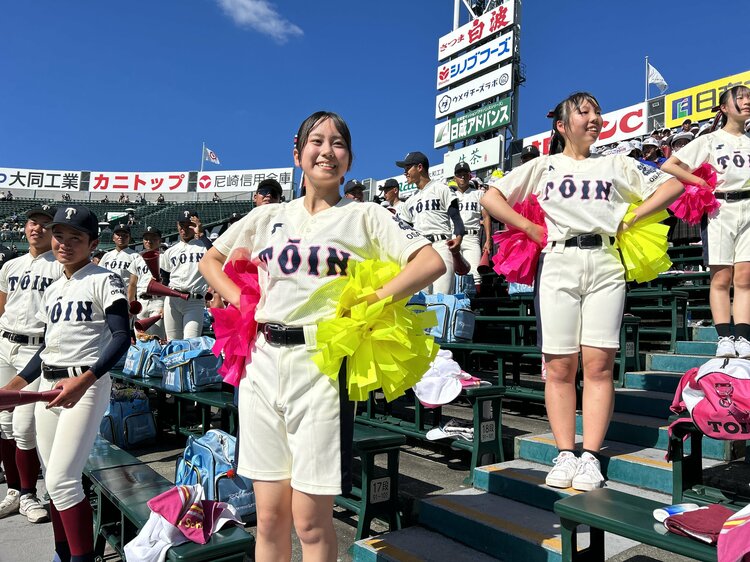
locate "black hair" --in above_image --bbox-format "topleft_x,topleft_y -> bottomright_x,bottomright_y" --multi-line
711,85 -> 750,131
295,111 -> 353,170
548,92 -> 601,155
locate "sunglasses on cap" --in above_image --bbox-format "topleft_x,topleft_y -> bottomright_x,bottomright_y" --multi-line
257,187 -> 279,197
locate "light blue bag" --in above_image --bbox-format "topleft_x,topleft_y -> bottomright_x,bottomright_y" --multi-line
175,429 -> 255,519
161,337 -> 223,393
411,292 -> 475,343
122,339 -> 163,378
99,389 -> 157,449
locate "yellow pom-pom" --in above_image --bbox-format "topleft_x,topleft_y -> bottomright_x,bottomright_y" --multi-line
616,203 -> 672,283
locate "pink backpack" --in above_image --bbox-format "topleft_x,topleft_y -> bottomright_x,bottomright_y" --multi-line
669,358 -> 750,448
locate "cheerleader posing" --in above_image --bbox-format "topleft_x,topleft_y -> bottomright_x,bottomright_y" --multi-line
662,85 -> 750,358
199,111 -> 444,561
482,93 -> 683,491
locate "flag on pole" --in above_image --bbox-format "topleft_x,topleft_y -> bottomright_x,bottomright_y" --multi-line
647,63 -> 668,93
204,146 -> 221,165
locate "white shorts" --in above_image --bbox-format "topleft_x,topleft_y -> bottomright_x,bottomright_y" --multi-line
703,198 -> 750,266
0,337 -> 42,449
535,242 -> 625,354
425,240 -> 455,295
237,332 -> 354,496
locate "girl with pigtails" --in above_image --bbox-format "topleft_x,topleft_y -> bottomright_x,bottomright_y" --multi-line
482,92 -> 683,491
662,85 -> 750,359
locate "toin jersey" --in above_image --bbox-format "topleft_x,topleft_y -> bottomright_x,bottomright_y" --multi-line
490,153 -> 674,243
99,248 -> 137,284
214,198 -> 429,326
672,129 -> 750,192
397,180 -> 458,237
453,187 -> 484,231
160,239 -> 209,295
127,254 -> 156,296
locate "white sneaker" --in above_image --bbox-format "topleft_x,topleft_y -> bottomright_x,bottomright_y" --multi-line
0,489 -> 20,518
545,451 -> 579,488
716,336 -> 737,358
571,452 -> 605,491
735,337 -> 750,359
19,493 -> 49,523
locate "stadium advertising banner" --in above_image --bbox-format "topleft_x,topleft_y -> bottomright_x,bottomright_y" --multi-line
435,66 -> 513,119
89,171 -> 189,193
438,2 -> 515,61
376,165 -> 444,201
665,70 -> 750,128
522,103 -> 647,155
434,98 -> 511,148
196,168 -> 294,192
436,30 -> 514,90
444,136 -> 503,174
0,168 -> 82,192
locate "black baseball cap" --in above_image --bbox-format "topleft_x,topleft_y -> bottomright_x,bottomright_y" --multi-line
454,162 -> 471,175
113,223 -> 131,234
26,204 -> 57,220
143,226 -> 162,238
228,212 -> 242,223
177,208 -> 198,223
521,145 -> 541,159
344,180 -> 365,194
257,178 -> 282,198
47,205 -> 100,240
379,178 -> 399,191
395,151 -> 429,169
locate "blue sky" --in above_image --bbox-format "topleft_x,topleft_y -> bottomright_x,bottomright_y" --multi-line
1,0 -> 747,183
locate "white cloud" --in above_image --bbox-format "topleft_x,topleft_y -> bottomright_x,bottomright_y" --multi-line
216,0 -> 303,44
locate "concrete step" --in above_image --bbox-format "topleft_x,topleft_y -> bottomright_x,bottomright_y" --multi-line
614,388 -> 673,418
694,325 -> 718,342
647,353 -> 709,373
623,370 -> 682,393
352,527 -> 501,562
514,432 -> 724,495
675,340 -> 718,356
418,488 -> 639,562
473,458 -> 671,512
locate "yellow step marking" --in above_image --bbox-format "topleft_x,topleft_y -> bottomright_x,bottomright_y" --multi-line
363,539 -> 424,562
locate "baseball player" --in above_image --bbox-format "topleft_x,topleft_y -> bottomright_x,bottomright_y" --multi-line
661,85 -> 750,358
160,209 -> 211,340
482,92 -> 683,491
1,205 -> 130,562
98,223 -> 137,284
452,162 -> 492,293
0,204 -> 63,524
253,178 -> 283,207
379,178 -> 401,213
199,111 -> 444,562
396,151 -> 465,294
127,226 -> 166,340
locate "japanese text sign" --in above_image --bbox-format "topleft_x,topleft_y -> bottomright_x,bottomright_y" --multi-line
437,30 -> 514,90
438,2 -> 515,61
443,136 -> 503,174
89,171 -> 189,193
435,66 -> 513,119
0,168 -> 81,192
196,168 -> 294,192
434,98 -> 511,148
665,70 -> 750,128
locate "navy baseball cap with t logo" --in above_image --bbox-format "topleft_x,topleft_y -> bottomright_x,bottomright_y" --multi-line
177,208 -> 198,223
26,204 -> 57,220
46,205 -> 100,239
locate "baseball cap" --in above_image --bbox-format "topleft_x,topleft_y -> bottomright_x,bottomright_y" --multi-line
228,212 -> 242,223
177,208 -> 198,223
344,179 -> 365,194
379,178 -> 399,191
630,140 -> 643,152
521,145 -> 540,159
26,204 -> 57,220
143,226 -> 162,238
671,131 -> 694,146
208,232 -> 219,241
454,162 -> 471,175
47,205 -> 100,240
395,151 -> 429,169
257,178 -> 282,198
113,223 -> 131,234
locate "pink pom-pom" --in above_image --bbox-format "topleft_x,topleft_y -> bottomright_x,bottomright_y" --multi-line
491,195 -> 547,285
668,163 -> 719,225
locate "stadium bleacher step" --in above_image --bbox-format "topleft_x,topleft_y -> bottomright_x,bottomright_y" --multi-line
417,488 -> 639,562
473,458 -> 672,511
613,387 -> 673,418
351,526 -> 501,562
514,432 -> 724,494
622,370 -> 682,393
675,340 -> 718,356
694,325 -> 718,342
647,352 -> 710,373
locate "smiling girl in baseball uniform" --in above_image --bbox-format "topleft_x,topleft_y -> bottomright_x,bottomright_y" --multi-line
662,85 -> 750,358
482,92 -> 683,491
199,111 -> 444,561
1,205 -> 130,562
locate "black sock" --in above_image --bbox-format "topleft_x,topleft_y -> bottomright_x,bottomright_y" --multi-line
583,449 -> 601,461
715,323 -> 732,338
558,448 -> 577,455
70,554 -> 94,562
20,488 -> 35,496
735,324 -> 750,341
55,542 -> 71,562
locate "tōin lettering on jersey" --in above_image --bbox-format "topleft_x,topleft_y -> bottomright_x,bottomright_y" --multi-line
169,252 -> 205,266
716,151 -> 750,171
543,175 -> 612,201
7,273 -> 55,293
258,240 -> 351,277
103,259 -> 132,272
458,201 -> 480,212
411,199 -> 442,213
48,301 -> 94,323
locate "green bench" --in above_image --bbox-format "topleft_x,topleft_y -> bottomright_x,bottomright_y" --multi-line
554,488 -> 718,562
83,437 -> 253,562
627,288 -> 689,350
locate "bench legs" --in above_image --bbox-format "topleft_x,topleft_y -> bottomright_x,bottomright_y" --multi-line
356,447 -> 402,540
670,424 -> 703,503
560,518 -> 605,562
465,396 -> 504,485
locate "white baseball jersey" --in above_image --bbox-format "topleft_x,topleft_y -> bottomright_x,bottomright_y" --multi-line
160,239 -> 209,295
490,153 -> 674,243
396,180 -> 458,237
453,187 -> 484,231
213,198 -> 429,326
36,263 -> 127,368
127,254 -> 156,296
99,248 -> 137,284
672,129 -> 750,192
0,251 -> 64,336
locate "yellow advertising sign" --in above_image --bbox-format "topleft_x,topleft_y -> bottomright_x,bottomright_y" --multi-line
665,70 -> 750,128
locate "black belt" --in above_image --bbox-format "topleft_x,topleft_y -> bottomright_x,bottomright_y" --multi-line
42,364 -> 90,380
552,234 -> 615,249
425,234 -> 450,242
464,229 -> 480,235
1,331 -> 44,346
258,323 -> 305,346
173,289 -> 205,300
715,191 -> 750,201
139,294 -> 156,300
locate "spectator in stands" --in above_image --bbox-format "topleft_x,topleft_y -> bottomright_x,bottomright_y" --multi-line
5,192 -> 12,202
61,193 -> 71,203
124,195 -> 130,204
127,213 -> 136,227
379,178 -> 401,213
137,193 -> 147,204
681,119 -> 693,132
670,131 -> 694,153
253,178 -> 282,207
0,224 -> 9,242
639,137 -> 666,168
520,144 -> 541,164
156,193 -> 165,204
118,194 -> 125,203
101,195 -> 109,204
212,193 -> 221,203
0,193 -> 5,201
343,179 -> 365,202
227,212 -> 242,224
